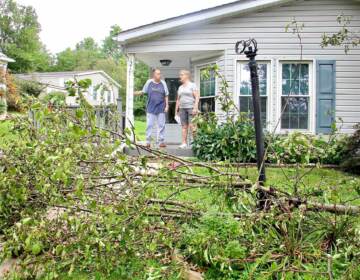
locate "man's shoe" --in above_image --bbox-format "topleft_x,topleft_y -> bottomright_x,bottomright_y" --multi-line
159,143 -> 167,148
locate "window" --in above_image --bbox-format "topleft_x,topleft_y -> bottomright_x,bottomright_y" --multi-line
107,91 -> 112,103
280,63 -> 311,130
199,67 -> 216,113
238,62 -> 269,127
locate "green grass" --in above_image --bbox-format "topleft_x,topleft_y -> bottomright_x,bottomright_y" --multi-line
134,119 -> 146,141
153,166 -> 360,209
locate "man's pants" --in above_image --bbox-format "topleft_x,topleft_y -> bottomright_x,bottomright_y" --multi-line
146,113 -> 166,145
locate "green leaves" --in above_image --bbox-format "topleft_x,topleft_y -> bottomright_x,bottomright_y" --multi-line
193,114 -> 257,162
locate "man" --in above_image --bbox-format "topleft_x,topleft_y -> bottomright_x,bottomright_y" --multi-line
136,69 -> 169,148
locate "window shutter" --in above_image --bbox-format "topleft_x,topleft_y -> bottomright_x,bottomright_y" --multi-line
316,60 -> 336,134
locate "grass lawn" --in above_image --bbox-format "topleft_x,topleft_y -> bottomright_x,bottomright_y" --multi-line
153,166 -> 360,208
134,119 -> 146,141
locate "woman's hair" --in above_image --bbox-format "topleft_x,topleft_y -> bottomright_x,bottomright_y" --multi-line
180,69 -> 191,80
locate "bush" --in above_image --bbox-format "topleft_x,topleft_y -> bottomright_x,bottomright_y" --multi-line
193,114 -> 346,165
42,91 -> 66,107
6,72 -> 23,112
15,78 -> 44,98
341,123 -> 360,174
268,132 -> 347,165
134,95 -> 147,117
192,113 -> 256,162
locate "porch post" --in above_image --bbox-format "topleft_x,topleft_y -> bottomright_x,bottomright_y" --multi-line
125,53 -> 135,130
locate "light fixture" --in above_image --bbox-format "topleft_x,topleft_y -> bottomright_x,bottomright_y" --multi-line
160,59 -> 172,66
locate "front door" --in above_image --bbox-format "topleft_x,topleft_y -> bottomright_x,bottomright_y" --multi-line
165,78 -> 182,144
165,78 -> 181,123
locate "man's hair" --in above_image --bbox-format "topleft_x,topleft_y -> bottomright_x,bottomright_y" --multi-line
152,68 -> 161,74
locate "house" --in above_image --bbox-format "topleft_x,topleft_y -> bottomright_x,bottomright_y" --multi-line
0,51 -> 15,89
117,0 -> 360,137
15,71 -> 121,106
0,52 -> 15,119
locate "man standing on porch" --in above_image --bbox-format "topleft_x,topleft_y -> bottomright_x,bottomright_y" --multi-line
135,69 -> 169,148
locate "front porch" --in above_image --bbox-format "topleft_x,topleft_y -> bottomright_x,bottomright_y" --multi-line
125,50 -> 223,148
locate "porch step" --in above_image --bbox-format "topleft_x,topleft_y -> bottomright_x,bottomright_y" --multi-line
124,144 -> 194,158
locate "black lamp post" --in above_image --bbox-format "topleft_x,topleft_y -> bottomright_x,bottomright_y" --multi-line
235,39 -> 266,183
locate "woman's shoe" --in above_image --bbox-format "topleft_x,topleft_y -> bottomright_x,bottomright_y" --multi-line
178,143 -> 187,149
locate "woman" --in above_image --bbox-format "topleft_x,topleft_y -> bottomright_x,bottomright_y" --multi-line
176,70 -> 200,149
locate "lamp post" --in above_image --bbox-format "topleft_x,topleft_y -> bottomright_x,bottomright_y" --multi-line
235,39 -> 266,183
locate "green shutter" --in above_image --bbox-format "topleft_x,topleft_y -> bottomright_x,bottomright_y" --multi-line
316,60 -> 336,134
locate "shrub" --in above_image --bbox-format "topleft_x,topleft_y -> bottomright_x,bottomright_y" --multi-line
193,114 -> 346,165
42,91 -> 66,107
134,95 -> 147,117
341,123 -> 360,174
192,113 -> 256,162
268,132 -> 347,165
15,78 -> 44,98
5,72 -> 23,112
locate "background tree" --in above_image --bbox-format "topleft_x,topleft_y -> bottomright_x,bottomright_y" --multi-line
52,27 -> 149,103
0,0 -> 51,73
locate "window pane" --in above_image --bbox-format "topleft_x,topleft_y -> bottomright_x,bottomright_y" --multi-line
240,63 -> 268,97
301,64 -> 309,80
300,80 -> 309,95
240,96 -> 252,113
200,97 -> 215,113
282,64 -> 290,79
200,68 -> 216,98
239,63 -> 268,127
240,96 -> 267,127
281,97 -> 309,129
282,63 -> 309,96
282,79 -> 291,95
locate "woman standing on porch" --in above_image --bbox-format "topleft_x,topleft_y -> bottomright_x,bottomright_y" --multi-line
176,70 -> 200,149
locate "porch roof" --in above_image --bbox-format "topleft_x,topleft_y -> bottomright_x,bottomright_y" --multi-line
116,0 -> 292,44
136,51 -> 223,69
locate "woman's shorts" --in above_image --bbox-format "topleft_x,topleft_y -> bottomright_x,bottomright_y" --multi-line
179,108 -> 193,126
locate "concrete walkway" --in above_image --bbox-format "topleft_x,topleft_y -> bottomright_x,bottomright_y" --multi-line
125,144 -> 193,157
126,123 -> 194,157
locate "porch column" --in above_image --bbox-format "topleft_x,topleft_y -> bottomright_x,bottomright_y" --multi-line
125,53 -> 135,130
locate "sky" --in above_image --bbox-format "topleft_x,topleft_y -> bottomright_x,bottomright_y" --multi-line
16,0 -> 235,54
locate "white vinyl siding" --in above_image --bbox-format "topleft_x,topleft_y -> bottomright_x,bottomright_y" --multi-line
126,0 -> 360,133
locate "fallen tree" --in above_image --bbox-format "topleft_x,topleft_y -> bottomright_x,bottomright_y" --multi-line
1,81 -> 359,279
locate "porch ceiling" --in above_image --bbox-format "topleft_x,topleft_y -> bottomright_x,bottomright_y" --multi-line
135,51 -> 223,69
